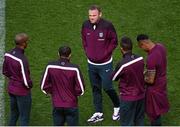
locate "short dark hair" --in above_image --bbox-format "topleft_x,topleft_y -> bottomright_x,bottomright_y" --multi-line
89,5 -> 101,13
59,46 -> 71,57
137,34 -> 149,42
120,36 -> 133,51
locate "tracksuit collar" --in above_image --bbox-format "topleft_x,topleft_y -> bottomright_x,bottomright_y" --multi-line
59,58 -> 70,63
123,51 -> 133,58
14,47 -> 25,54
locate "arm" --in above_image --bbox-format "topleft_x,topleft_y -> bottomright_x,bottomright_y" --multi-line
2,56 -> 11,78
74,67 -> 85,96
144,70 -> 156,84
107,23 -> 118,55
21,58 -> 33,88
145,55 -> 157,85
24,62 -> 33,88
81,24 -> 87,53
112,61 -> 122,81
40,65 -> 52,94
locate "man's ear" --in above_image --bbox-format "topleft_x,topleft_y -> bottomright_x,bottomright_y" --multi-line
120,47 -> 125,54
99,12 -> 102,17
68,54 -> 72,59
120,47 -> 123,52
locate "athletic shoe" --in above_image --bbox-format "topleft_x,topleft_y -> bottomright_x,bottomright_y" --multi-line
87,112 -> 104,123
112,107 -> 120,120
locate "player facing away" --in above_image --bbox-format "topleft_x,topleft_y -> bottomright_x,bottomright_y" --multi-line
112,37 -> 145,126
40,46 -> 85,126
81,5 -> 120,123
137,34 -> 170,126
2,33 -> 33,126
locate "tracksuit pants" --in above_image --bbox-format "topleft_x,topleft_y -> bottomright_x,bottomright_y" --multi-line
151,115 -> 161,126
53,107 -> 79,126
8,93 -> 32,126
88,62 -> 120,112
120,98 -> 145,126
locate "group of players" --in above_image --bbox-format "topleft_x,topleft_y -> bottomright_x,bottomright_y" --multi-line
2,5 -> 169,126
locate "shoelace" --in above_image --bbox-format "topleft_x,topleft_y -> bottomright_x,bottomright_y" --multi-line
91,114 -> 98,119
91,113 -> 102,120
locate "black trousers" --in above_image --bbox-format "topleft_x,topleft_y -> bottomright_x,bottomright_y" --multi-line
53,107 -> 79,126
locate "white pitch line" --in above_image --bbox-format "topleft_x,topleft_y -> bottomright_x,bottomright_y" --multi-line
0,0 -> 5,125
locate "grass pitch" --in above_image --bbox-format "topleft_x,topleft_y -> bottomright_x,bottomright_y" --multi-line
4,0 -> 180,125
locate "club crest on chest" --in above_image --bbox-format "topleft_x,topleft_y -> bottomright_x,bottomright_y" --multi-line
99,32 -> 103,38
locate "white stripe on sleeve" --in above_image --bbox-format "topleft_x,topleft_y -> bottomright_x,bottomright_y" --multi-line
112,57 -> 143,81
5,53 -> 29,88
41,65 -> 85,95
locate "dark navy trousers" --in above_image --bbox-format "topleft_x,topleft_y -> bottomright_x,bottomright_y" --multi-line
120,98 -> 145,126
8,93 -> 31,126
151,115 -> 161,126
53,107 -> 79,126
88,62 -> 120,112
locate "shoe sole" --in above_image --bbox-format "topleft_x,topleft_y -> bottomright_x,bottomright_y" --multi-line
112,116 -> 120,121
87,118 -> 104,123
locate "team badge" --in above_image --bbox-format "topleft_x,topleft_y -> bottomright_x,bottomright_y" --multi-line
12,51 -> 16,54
99,32 -> 103,38
61,62 -> 65,65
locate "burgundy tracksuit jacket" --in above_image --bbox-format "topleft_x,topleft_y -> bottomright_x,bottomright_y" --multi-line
112,52 -> 145,101
40,58 -> 85,108
2,47 -> 33,96
81,18 -> 118,63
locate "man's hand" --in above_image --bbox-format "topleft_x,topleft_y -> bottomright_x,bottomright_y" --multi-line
144,70 -> 156,85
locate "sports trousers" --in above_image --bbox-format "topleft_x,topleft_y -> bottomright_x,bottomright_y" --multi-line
151,115 -> 161,126
88,62 -> 119,112
8,93 -> 32,126
53,107 -> 79,126
120,98 -> 145,126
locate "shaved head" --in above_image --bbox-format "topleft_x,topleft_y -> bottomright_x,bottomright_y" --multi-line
15,33 -> 29,45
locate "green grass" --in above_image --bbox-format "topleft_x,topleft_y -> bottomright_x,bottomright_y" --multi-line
5,0 -> 180,125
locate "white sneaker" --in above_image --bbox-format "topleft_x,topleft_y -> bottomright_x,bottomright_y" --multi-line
87,112 -> 104,123
112,107 -> 120,120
